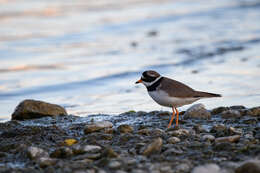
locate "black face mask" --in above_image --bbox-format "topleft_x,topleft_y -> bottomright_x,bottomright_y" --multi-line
142,72 -> 157,82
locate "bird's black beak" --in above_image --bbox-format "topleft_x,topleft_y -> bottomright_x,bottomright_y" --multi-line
135,79 -> 142,84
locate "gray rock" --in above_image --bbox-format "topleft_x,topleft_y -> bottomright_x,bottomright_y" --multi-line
138,128 -> 150,136
117,124 -> 134,133
27,146 -> 49,160
84,121 -> 113,134
142,137 -> 163,156
192,164 -> 221,173
38,157 -> 57,168
108,160 -> 121,169
235,160 -> 260,173
210,124 -> 228,135
102,147 -> 119,158
12,99 -> 67,120
168,129 -> 189,137
211,106 -> 229,115
202,134 -> 215,142
215,135 -> 240,143
73,145 -> 102,155
150,128 -> 166,137
221,110 -> 241,119
248,107 -> 260,117
164,148 -> 183,155
184,104 -> 211,119
50,147 -> 73,158
167,137 -> 181,144
175,163 -> 191,173
229,127 -> 242,135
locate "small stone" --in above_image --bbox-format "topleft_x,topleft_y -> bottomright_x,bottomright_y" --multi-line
167,137 -> 181,144
210,124 -> 227,134
202,134 -> 215,142
193,125 -> 208,133
103,147 -> 119,158
192,164 -> 220,173
215,135 -> 240,143
159,166 -> 172,173
248,107 -> 260,117
211,106 -> 229,115
151,128 -> 166,137
64,139 -> 77,146
27,146 -> 49,160
115,171 -> 127,173
138,129 -> 150,136
184,104 -> 211,119
175,163 -> 191,173
142,137 -> 163,156
230,105 -> 246,110
164,148 -> 183,155
117,124 -> 134,133
221,110 -> 241,119
229,127 -> 242,135
84,121 -> 113,134
235,160 -> 260,173
108,160 -> 121,169
73,145 -> 102,155
12,99 -> 67,120
38,157 -> 57,168
168,129 -> 189,137
50,147 -> 73,158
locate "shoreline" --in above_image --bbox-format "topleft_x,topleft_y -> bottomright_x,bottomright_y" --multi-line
0,103 -> 259,173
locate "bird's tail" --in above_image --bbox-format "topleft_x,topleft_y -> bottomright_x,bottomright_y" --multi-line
194,91 -> 222,98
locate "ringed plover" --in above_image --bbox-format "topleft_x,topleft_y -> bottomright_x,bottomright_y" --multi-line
135,70 -> 221,128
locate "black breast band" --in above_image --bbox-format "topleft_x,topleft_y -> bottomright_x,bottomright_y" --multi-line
147,77 -> 163,92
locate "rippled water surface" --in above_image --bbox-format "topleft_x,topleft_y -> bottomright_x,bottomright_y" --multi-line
1,0 -> 260,120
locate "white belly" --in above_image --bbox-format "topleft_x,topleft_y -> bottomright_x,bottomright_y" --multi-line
148,90 -> 199,108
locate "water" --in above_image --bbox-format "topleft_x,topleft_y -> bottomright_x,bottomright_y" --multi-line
0,0 -> 260,120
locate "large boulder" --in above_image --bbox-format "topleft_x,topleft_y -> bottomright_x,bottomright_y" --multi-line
12,99 -> 68,120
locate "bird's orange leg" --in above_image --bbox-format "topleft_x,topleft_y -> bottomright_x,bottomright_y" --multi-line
167,107 -> 176,128
175,108 -> 179,126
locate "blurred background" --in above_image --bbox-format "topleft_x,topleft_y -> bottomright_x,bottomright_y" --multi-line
0,0 -> 260,120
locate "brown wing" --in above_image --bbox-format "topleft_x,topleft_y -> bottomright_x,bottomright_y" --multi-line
159,77 -> 197,98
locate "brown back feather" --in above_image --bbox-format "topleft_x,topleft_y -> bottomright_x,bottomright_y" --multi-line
159,77 -> 221,98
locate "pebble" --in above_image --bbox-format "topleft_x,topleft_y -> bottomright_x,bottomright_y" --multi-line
167,137 -> 181,144
118,124 -> 134,133
221,110 -> 241,119
192,164 -> 221,173
164,148 -> 183,155
108,160 -> 122,169
215,135 -> 240,143
211,106 -> 229,115
202,134 -> 215,142
168,129 -> 189,137
248,107 -> 260,117
150,128 -> 166,137
235,160 -> 260,173
138,129 -> 150,136
184,104 -> 211,119
50,147 -> 73,158
38,157 -> 57,168
84,121 -> 113,134
210,124 -> 227,134
27,146 -> 49,160
64,139 -> 77,146
103,147 -> 119,158
73,145 -> 102,154
142,137 -> 163,156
